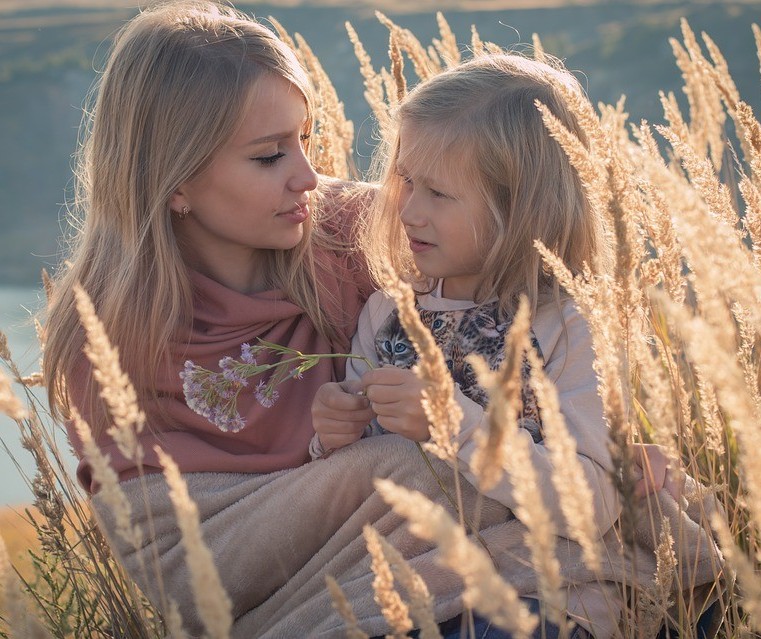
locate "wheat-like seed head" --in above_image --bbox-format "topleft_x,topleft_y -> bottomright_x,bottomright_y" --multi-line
325,575 -> 370,639
526,348 -> 602,572
372,531 -> 441,639
375,479 -> 538,639
433,13 -> 460,68
155,446 -> 233,639
364,525 -> 414,637
165,599 -> 189,639
73,284 -> 145,462
0,368 -> 27,421
380,265 -> 462,461
0,534 -> 55,638
70,407 -> 142,550
470,25 -> 485,57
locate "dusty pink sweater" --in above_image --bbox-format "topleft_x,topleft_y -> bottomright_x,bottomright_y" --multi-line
67,195 -> 373,493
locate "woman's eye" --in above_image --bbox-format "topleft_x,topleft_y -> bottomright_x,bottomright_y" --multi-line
254,152 -> 285,166
430,188 -> 448,198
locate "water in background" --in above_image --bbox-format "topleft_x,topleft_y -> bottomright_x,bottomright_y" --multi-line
0,286 -> 77,507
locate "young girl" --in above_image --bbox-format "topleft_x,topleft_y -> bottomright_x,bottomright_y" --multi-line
312,53 -> 622,638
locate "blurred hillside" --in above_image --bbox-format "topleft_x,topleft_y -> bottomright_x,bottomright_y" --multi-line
1,0 -> 760,285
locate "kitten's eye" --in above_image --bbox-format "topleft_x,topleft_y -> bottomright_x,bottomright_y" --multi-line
432,319 -> 444,330
394,342 -> 408,354
383,340 -> 392,354
446,359 -> 454,371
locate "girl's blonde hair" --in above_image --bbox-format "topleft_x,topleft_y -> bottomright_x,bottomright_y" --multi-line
363,53 -> 604,318
44,0 -> 338,430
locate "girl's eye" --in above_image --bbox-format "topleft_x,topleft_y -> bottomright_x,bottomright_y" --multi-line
430,188 -> 449,198
399,174 -> 413,186
254,152 -> 285,166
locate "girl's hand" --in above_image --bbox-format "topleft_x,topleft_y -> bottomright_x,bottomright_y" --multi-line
632,443 -> 685,501
311,380 -> 375,451
361,367 -> 430,442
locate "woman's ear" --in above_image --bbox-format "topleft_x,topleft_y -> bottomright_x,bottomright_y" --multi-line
169,188 -> 189,214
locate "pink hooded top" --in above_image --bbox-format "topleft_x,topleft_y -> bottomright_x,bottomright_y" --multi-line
66,190 -> 374,493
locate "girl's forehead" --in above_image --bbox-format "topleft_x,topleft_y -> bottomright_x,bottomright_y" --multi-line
397,121 -> 472,186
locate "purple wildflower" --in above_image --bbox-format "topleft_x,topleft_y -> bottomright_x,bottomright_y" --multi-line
254,380 -> 279,408
240,343 -> 257,365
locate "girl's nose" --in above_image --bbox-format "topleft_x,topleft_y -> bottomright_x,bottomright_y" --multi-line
399,193 -> 425,227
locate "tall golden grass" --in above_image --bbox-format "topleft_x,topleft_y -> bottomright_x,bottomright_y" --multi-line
1,11 -> 760,639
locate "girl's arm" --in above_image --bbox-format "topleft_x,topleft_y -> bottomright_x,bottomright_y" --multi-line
453,299 -> 621,537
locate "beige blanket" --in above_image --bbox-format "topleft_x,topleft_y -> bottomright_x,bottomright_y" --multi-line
92,435 -> 724,638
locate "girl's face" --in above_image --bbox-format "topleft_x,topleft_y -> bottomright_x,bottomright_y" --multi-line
171,74 -> 318,292
396,123 -> 489,301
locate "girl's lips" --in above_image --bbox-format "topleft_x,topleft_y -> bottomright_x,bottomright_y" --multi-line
278,203 -> 309,224
409,238 -> 434,253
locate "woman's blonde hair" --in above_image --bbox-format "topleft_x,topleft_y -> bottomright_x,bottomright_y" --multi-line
363,52 -> 604,318
44,0 -> 338,429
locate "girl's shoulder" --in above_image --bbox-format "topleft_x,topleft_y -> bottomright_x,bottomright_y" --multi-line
532,295 -> 592,364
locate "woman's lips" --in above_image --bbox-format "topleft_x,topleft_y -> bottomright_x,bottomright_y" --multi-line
409,237 -> 434,253
278,203 -> 309,224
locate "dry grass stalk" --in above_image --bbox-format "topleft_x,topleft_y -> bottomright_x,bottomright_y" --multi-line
638,179 -> 687,305
536,100 -> 609,216
467,299 -> 530,491
20,372 -> 44,387
325,575 -> 370,639
630,333 -> 681,458
734,303 -> 761,414
372,531 -> 441,639
40,267 -> 53,302
735,102 -> 761,186
457,300 -> 565,625
526,348 -> 602,572
74,284 -> 145,461
0,535 -> 55,639
345,21 -> 393,140
379,265 -> 462,462
739,176 -> 761,266
0,368 -> 28,421
375,11 -> 438,81
693,364 -> 727,457
534,244 -> 639,544
531,33 -> 546,62
154,446 -> 233,639
293,33 -> 354,180
363,525 -> 414,637
165,599 -> 189,639
0,329 -> 11,361
653,294 -> 761,537
470,25 -> 485,57
658,160 -> 761,335
656,125 -> 740,235
712,513 -> 761,631
432,12 -> 460,68
635,518 -> 676,637
673,20 -> 726,169
375,479 -> 538,639
388,30 -> 407,102
70,407 -> 142,550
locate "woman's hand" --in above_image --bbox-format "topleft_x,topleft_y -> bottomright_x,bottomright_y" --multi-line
361,367 -> 430,442
311,380 -> 375,451
632,443 -> 685,501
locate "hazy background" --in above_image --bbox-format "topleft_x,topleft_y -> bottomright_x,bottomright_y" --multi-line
1,0 -> 760,504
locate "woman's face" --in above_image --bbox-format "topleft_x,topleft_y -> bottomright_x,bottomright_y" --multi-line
171,73 -> 318,292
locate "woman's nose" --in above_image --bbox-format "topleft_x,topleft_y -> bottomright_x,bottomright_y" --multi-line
289,151 -> 319,193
